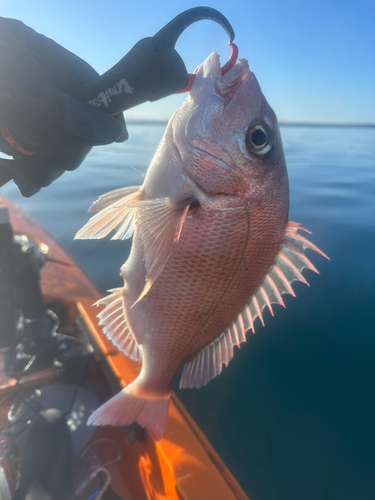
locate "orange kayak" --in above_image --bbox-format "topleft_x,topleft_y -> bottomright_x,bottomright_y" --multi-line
0,194 -> 249,500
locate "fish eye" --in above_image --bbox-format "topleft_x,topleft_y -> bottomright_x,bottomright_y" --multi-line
245,123 -> 273,156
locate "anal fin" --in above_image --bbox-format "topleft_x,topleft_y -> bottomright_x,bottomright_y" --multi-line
95,288 -> 142,362
180,221 -> 328,389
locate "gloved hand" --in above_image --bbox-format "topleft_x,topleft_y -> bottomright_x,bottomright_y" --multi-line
0,8 -> 236,196
0,17 -> 127,196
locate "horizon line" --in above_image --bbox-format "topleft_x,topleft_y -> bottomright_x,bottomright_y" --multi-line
126,119 -> 375,128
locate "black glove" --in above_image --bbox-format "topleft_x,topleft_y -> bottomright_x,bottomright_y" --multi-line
0,17 -> 127,196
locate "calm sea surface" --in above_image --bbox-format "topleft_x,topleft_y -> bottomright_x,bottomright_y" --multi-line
2,124 -> 375,500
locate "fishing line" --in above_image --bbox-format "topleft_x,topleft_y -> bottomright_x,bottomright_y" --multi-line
81,438 -> 121,468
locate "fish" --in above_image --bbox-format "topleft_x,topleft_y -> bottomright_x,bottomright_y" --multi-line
75,52 -> 328,440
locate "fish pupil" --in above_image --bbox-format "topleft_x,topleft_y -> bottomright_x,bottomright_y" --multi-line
251,129 -> 267,146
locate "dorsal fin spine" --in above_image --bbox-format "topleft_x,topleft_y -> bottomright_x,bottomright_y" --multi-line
260,285 -> 274,316
236,322 -> 243,344
249,301 -> 258,327
282,240 -> 319,273
265,274 -> 285,307
232,323 -> 240,346
236,315 -> 246,343
210,342 -> 217,379
272,265 -> 296,296
221,335 -> 229,365
205,347 -> 211,382
215,338 -> 222,374
278,251 -> 308,284
193,355 -> 200,382
286,228 -> 329,259
253,295 -> 265,326
199,351 -> 205,381
244,305 -> 255,333
226,334 -> 234,364
191,356 -> 198,382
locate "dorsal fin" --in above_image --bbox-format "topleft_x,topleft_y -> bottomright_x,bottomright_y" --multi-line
180,221 -> 329,389
95,288 -> 142,362
131,197 -> 191,305
74,186 -> 143,240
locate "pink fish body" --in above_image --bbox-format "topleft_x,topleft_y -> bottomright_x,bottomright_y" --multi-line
75,53 -> 328,439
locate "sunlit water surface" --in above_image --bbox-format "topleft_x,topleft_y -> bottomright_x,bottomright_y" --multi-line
2,125 -> 375,500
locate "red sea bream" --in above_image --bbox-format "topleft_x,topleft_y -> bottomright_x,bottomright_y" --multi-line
75,52 -> 328,439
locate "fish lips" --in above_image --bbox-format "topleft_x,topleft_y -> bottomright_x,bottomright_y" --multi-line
192,52 -> 256,103
217,58 -> 252,101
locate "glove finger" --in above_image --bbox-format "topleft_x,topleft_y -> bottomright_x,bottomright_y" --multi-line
53,141 -> 92,172
0,156 -> 41,197
13,175 -> 41,197
62,94 -> 126,145
5,139 -> 92,197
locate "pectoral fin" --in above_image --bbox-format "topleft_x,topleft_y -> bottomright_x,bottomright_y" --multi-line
132,196 -> 192,305
88,185 -> 141,214
74,185 -> 143,240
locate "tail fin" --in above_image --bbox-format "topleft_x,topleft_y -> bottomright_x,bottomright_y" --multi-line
87,382 -> 170,440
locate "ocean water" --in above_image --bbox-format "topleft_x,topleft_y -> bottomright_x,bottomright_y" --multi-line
2,124 -> 375,500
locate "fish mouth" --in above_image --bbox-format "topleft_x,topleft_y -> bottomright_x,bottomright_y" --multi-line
192,52 -> 251,102
216,58 -> 251,101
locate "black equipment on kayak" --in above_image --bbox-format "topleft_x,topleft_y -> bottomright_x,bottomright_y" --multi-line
12,408 -> 74,500
0,7 -> 235,193
0,208 -> 89,379
0,207 -> 16,347
0,207 -> 51,350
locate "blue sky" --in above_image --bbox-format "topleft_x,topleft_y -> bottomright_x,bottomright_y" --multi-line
1,0 -> 374,123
